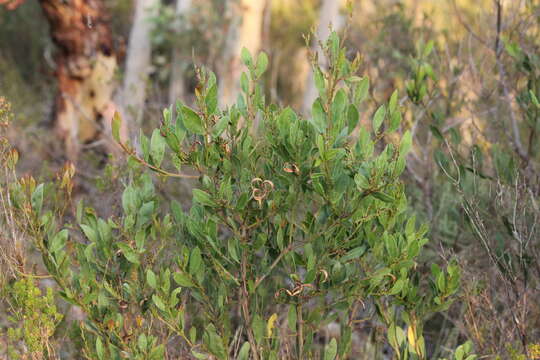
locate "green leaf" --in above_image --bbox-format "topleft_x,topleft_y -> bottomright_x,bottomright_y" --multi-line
49,229 -> 68,254
388,90 -> 399,113
341,246 -> 367,262
328,31 -> 340,59
314,67 -> 326,98
189,247 -> 202,275
331,89 -> 347,122
80,224 -> 98,243
504,39 -> 521,59
137,334 -> 147,352
252,314 -> 265,345
354,171 -> 370,190
310,98 -> 327,133
255,52 -> 269,78
241,47 -> 253,67
287,305 -> 297,331
173,272 -> 194,287
388,278 -> 404,295
400,130 -> 412,154
112,112 -> 121,142
324,338 -> 338,360
150,129 -> 166,166
372,105 -> 386,133
212,115 -> 229,138
96,337 -> 105,360
193,189 -> 218,207
388,111 -> 402,132
122,185 -> 138,214
356,77 -> 369,104
429,125 -> 443,141
147,269 -> 157,289
117,243 -> 140,264
205,82 -> 218,115
240,72 -> 249,94
152,294 -> 166,311
238,342 -> 251,360
31,183 -> 44,214
182,106 -> 205,135
204,324 -> 227,360
371,191 -> 394,203
137,201 -> 154,225
423,40 -> 435,58
530,90 -> 540,107
347,104 -> 359,133
191,352 -> 208,359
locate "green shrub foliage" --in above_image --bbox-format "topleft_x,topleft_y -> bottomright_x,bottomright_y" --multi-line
27,33 -> 463,359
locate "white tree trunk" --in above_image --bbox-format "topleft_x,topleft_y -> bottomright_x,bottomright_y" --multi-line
120,0 -> 159,137
302,0 -> 343,114
169,0 -> 192,108
218,0 -> 266,107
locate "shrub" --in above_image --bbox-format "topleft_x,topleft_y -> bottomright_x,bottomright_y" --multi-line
20,33 -> 466,359
1,277 -> 63,360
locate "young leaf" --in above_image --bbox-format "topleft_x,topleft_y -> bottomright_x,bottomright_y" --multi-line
388,89 -> 399,113
241,47 -> 253,67
112,111 -> 121,142
372,105 -> 386,133
31,183 -> 44,214
255,52 -> 269,78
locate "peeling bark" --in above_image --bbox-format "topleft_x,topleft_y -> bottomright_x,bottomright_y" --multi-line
38,0 -> 117,160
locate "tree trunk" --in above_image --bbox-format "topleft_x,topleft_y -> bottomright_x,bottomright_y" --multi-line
119,0 -> 158,139
168,0 -> 192,108
218,0 -> 265,107
302,0 -> 343,114
37,0 -> 117,160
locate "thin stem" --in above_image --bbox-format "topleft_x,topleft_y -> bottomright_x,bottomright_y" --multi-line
240,237 -> 260,360
297,303 -> 304,359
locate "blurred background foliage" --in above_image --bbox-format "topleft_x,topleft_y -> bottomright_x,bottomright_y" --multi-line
1,0 -> 539,358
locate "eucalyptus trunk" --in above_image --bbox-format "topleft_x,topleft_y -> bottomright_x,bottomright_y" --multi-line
38,0 -> 117,160
119,0 -> 159,140
218,0 -> 265,107
168,0 -> 192,108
